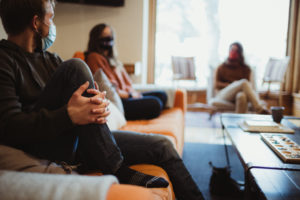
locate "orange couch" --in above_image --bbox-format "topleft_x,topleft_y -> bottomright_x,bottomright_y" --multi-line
86,88 -> 186,200
73,52 -> 187,200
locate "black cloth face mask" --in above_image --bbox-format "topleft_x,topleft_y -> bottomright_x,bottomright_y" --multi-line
98,36 -> 114,49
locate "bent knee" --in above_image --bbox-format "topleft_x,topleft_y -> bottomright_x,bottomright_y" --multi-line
239,78 -> 248,84
64,58 -> 92,76
236,91 -> 246,101
146,97 -> 163,118
150,135 -> 175,151
239,79 -> 251,87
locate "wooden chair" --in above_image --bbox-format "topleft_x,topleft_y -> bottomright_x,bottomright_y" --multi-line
171,56 -> 197,84
262,57 -> 290,98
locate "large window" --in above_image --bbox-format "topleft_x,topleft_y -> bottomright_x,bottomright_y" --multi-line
155,0 -> 290,90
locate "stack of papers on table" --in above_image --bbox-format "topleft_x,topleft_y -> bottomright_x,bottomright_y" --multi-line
287,119 -> 300,127
239,120 -> 294,133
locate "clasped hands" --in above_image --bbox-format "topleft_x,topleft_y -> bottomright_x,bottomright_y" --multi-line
67,81 -> 110,125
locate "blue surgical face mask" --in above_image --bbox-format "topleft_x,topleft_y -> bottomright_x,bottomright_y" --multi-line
42,23 -> 56,50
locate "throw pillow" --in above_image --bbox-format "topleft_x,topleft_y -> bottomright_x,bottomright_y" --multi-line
106,102 -> 127,130
94,69 -> 124,114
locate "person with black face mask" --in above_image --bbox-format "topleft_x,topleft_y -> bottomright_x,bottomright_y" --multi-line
97,36 -> 114,50
210,42 -> 270,114
85,23 -> 168,120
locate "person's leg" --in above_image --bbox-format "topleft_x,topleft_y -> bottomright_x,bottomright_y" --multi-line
122,96 -> 162,120
30,59 -> 168,187
216,79 -> 266,113
142,91 -> 168,108
28,58 -> 123,173
112,130 -> 204,200
215,79 -> 246,102
238,80 -> 267,112
235,91 -> 248,113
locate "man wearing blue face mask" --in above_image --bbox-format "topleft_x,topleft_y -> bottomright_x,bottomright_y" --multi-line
0,1 -> 204,199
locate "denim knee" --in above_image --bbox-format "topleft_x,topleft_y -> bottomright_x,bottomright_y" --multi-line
147,97 -> 163,118
149,135 -> 179,161
158,92 -> 168,107
62,58 -> 93,80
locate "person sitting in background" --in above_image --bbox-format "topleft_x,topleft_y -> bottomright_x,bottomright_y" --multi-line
0,1 -> 205,199
212,42 -> 269,114
85,23 -> 167,120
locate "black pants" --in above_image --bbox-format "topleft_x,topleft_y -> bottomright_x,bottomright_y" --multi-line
25,58 -> 203,200
122,91 -> 167,120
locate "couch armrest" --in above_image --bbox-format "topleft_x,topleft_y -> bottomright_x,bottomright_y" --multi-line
173,88 -> 187,113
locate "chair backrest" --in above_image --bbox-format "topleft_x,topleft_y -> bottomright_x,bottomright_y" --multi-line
171,56 -> 196,80
263,57 -> 290,84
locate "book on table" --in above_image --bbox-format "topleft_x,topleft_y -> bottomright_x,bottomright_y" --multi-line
239,120 -> 294,133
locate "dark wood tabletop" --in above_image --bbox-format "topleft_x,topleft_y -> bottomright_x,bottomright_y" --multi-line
221,113 -> 300,200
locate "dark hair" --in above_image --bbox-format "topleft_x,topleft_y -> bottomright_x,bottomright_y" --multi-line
0,0 -> 55,35
86,23 -> 114,58
229,42 -> 245,65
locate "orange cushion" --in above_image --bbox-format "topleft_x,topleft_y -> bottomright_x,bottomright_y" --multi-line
107,184 -> 169,200
87,164 -> 174,200
120,108 -> 184,155
130,164 -> 175,200
73,51 -> 85,61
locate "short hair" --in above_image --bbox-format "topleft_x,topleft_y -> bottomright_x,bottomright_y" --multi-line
0,0 -> 55,35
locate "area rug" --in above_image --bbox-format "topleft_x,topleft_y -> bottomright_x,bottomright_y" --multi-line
182,142 -> 244,200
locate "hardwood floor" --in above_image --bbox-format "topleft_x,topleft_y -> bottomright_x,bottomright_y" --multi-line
184,111 -> 231,145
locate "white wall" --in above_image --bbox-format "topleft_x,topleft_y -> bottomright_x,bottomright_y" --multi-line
0,0 -> 145,63
51,0 -> 145,63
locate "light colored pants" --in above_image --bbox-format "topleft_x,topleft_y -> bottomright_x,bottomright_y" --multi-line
215,79 -> 264,113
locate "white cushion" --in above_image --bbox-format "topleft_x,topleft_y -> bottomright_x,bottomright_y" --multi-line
106,103 -> 127,130
94,69 -> 124,114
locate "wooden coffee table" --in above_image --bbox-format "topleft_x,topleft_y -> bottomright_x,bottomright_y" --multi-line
220,113 -> 300,200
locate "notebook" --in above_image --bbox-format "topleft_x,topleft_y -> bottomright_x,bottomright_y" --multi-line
239,120 -> 294,133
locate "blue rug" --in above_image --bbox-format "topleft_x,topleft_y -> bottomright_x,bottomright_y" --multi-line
182,142 -> 244,200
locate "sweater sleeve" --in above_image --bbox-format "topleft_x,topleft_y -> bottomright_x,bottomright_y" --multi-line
120,67 -> 134,93
0,61 -> 74,146
86,53 -> 120,87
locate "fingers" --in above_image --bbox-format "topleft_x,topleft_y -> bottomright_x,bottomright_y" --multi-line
91,106 -> 110,117
87,89 -> 107,99
95,117 -> 108,124
94,81 -> 99,90
87,88 -> 100,95
91,111 -> 110,124
74,81 -> 89,96
90,97 -> 109,106
91,108 -> 106,114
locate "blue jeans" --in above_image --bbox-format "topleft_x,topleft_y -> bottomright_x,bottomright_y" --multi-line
122,91 -> 167,120
24,59 -> 203,200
